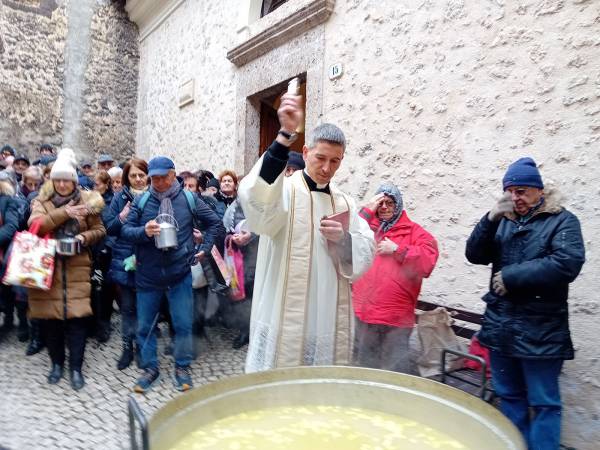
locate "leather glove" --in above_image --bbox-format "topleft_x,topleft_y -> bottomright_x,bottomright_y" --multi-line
492,271 -> 507,296
488,192 -> 513,222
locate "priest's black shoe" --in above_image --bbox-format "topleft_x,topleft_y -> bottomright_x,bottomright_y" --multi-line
70,370 -> 85,391
47,364 -> 63,384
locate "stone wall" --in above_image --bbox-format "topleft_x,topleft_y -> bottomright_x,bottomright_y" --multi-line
0,0 -> 67,155
0,0 -> 139,161
132,0 -> 599,447
82,0 -> 139,160
134,0 -> 237,170
323,2 -> 599,447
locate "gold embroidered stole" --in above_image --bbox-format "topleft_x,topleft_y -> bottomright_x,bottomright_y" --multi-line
275,172 -> 353,367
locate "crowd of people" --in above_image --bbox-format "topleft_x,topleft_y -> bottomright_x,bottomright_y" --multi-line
0,87 -> 586,449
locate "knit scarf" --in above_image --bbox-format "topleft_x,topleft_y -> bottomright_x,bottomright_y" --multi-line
51,188 -> 81,208
150,181 -> 180,218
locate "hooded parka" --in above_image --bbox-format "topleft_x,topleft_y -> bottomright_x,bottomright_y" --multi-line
27,182 -> 106,320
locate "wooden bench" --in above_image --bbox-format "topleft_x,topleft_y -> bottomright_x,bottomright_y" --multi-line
417,300 -> 495,403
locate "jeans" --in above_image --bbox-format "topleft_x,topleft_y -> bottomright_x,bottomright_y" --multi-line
117,285 -> 137,342
42,318 -> 87,371
489,352 -> 563,450
136,273 -> 194,370
354,318 -> 412,373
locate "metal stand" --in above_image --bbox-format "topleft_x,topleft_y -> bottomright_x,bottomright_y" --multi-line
128,396 -> 149,450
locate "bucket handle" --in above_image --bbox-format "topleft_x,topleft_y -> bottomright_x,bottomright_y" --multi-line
155,213 -> 179,230
128,396 -> 149,450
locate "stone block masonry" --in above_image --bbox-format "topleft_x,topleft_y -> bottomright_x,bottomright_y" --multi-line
0,0 -> 139,161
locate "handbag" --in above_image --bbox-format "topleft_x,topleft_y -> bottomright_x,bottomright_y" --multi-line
2,219 -> 56,290
191,262 -> 208,289
224,235 -> 245,301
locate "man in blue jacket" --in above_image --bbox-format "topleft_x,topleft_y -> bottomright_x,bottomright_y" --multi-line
122,157 -> 224,393
466,157 -> 585,450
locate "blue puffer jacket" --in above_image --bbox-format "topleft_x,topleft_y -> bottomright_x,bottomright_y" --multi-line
103,187 -> 140,287
465,189 -> 585,360
121,182 -> 225,291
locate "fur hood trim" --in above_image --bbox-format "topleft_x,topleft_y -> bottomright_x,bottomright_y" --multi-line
37,181 -> 105,214
0,180 -> 15,197
505,184 -> 563,221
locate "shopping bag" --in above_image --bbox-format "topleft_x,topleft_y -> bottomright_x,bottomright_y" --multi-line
464,334 -> 492,378
415,307 -> 465,377
2,220 -> 56,290
191,262 -> 208,289
224,235 -> 245,301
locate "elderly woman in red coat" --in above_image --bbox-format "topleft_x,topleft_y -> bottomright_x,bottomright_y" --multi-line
352,182 -> 439,373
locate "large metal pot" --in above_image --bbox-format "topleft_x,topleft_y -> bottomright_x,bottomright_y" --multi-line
56,237 -> 80,256
128,366 -> 525,450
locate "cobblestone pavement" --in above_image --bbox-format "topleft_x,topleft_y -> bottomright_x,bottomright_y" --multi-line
0,318 -> 246,450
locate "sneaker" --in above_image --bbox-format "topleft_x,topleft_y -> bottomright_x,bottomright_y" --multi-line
173,366 -> 193,392
133,368 -> 160,393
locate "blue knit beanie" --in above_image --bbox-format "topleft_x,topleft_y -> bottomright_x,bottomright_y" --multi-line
502,157 -> 543,191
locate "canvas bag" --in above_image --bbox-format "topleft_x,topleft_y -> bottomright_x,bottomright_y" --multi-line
415,307 -> 465,377
224,235 -> 245,301
2,220 -> 56,290
191,262 -> 208,289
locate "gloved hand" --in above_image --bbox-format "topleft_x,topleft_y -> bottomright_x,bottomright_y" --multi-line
492,271 -> 507,296
488,192 -> 513,222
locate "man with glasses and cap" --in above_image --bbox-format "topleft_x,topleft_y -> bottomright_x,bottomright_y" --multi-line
466,157 -> 585,450
122,156 -> 224,393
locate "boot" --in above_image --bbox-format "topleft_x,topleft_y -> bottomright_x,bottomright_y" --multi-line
47,364 -> 63,384
16,304 -> 29,342
117,340 -> 134,370
26,321 -> 44,356
70,370 -> 85,391
17,320 -> 29,342
96,320 -> 111,343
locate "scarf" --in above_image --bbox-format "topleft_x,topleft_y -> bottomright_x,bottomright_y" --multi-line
150,180 -> 180,218
130,186 -> 147,197
375,182 -> 404,234
51,188 -> 81,208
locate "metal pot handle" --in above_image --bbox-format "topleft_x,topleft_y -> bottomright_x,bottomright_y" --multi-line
128,396 -> 149,450
155,213 -> 179,230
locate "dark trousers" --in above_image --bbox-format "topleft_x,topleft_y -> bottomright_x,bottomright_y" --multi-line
117,285 -> 136,342
42,318 -> 87,371
354,317 -> 412,373
490,352 -> 563,450
0,285 -> 27,327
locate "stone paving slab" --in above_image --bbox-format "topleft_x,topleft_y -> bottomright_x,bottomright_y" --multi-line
0,318 -> 246,450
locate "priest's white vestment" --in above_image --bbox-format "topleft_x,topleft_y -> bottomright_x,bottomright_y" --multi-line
238,159 -> 375,373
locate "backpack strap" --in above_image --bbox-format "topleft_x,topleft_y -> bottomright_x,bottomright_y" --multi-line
183,190 -> 196,214
137,191 -> 151,212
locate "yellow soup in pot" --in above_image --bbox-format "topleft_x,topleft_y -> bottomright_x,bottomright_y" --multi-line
170,405 -> 469,450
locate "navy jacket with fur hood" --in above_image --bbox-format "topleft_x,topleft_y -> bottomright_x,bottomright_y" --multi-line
466,188 -> 585,359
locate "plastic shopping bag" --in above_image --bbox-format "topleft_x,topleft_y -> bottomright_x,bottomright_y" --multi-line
2,220 -> 56,290
224,235 -> 245,301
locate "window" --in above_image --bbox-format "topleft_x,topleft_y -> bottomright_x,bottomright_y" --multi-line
261,0 -> 290,17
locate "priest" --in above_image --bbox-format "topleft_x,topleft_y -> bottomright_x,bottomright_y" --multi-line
238,92 -> 375,373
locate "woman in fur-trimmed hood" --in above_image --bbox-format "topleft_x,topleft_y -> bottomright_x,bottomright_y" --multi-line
27,148 -> 106,390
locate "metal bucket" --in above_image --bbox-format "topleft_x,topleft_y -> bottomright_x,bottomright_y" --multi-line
128,366 -> 525,450
154,214 -> 178,250
56,237 -> 80,256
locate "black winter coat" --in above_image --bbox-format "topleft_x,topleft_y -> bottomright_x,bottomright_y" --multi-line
465,189 -> 585,360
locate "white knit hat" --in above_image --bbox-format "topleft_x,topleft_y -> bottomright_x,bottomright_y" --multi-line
107,166 -> 123,179
50,148 -> 78,182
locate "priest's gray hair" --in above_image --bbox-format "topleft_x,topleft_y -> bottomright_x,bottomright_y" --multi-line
307,123 -> 346,151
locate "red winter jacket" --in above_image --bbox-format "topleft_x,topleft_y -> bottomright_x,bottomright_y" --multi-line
352,208 -> 439,328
